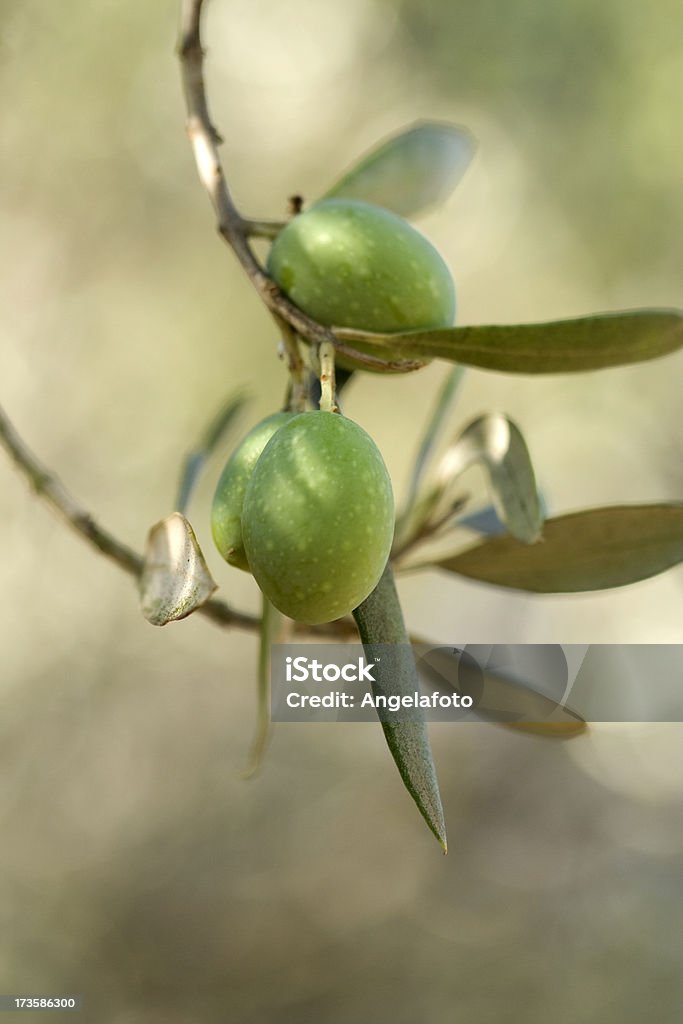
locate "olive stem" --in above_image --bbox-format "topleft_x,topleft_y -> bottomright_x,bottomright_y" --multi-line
242,218 -> 287,240
275,315 -> 308,411
318,342 -> 338,413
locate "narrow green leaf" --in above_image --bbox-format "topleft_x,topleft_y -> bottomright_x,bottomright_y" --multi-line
322,120 -> 476,218
437,415 -> 542,543
140,512 -> 218,625
335,309 -> 683,373
176,391 -> 248,514
457,492 -> 549,537
242,594 -> 281,779
394,365 -> 467,554
439,504 -> 683,592
403,364 -> 466,517
353,564 -> 447,852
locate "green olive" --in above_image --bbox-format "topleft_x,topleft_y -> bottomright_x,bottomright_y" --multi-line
241,411 -> 394,624
267,198 -> 455,368
211,411 -> 295,571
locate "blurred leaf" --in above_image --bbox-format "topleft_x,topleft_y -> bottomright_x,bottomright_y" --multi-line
393,484 -> 469,560
457,492 -> 549,537
436,415 -> 542,543
504,720 -> 587,738
419,646 -> 587,737
456,503 -> 508,536
353,565 -> 447,852
412,638 -> 586,739
176,392 -> 248,514
335,309 -> 683,373
439,505 -> 683,592
322,120 -> 476,218
242,595 -> 281,779
139,513 -> 217,625
403,364 -> 466,518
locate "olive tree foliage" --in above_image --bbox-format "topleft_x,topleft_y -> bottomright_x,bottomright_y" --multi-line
1,0 -> 682,850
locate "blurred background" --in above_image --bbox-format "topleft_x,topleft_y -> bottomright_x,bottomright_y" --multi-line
1,0 -> 682,1020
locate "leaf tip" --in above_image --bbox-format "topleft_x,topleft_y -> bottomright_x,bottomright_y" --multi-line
504,718 -> 589,740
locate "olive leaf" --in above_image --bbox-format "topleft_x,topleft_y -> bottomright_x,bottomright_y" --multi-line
242,595 -> 281,779
455,491 -> 549,537
176,391 -> 248,514
139,512 -> 217,625
435,415 -> 542,543
403,364 -> 466,518
353,565 -> 447,852
455,503 -> 508,536
438,504 -> 683,592
419,645 -> 587,737
322,120 -> 476,218
335,309 -> 683,373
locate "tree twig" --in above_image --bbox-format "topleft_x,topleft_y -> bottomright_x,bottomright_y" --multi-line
242,218 -> 287,240
0,403 -> 143,578
176,0 -> 421,375
0,403 -> 254,628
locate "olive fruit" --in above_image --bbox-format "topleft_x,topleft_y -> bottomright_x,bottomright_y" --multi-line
267,198 -> 455,340
241,411 -> 394,624
211,411 -> 295,571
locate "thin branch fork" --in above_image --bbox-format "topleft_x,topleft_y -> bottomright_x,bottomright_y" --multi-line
176,0 -> 421,375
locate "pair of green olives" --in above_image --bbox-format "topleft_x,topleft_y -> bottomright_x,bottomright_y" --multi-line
211,411 -> 395,624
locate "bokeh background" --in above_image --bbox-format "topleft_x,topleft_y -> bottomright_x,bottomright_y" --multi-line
1,0 -> 682,1020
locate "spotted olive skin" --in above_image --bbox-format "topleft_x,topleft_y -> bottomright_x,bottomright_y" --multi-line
211,412 -> 295,571
267,198 -> 455,369
241,411 -> 394,624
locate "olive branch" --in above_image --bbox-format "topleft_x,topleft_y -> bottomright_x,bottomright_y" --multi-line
177,0 -> 423,378
2,0 -> 682,851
